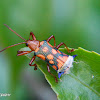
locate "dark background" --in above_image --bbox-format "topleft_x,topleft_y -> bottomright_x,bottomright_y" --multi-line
0,0 -> 100,100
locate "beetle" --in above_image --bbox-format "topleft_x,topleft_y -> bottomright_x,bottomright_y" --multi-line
0,24 -> 77,82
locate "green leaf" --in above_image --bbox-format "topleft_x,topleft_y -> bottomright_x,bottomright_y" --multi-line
19,47 -> 100,100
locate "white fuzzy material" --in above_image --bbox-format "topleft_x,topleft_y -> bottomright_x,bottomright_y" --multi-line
57,56 -> 74,74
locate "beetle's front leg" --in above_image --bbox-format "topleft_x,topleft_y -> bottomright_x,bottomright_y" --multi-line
47,64 -> 58,82
17,51 -> 32,56
47,35 -> 56,47
29,56 -> 37,70
29,32 -> 36,40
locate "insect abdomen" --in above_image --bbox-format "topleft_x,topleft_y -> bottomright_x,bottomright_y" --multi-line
34,40 -> 69,71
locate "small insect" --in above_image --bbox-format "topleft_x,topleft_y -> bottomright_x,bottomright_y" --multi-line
0,24 -> 77,82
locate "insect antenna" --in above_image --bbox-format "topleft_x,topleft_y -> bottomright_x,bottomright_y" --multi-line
0,42 -> 26,52
4,24 -> 26,41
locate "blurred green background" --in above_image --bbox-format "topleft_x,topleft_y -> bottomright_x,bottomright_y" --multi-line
0,0 -> 100,100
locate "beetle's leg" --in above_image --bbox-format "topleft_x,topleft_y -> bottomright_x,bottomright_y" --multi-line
47,35 -> 56,47
29,32 -> 36,40
17,51 -> 32,56
56,42 -> 74,53
47,64 -> 58,82
29,56 -> 37,70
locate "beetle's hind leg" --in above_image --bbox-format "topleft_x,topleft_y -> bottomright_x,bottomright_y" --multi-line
47,64 -> 58,83
56,42 -> 74,53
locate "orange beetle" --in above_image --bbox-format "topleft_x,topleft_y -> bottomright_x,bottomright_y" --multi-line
0,25 -> 77,82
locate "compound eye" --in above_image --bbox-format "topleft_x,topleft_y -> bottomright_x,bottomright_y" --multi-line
26,43 -> 28,46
